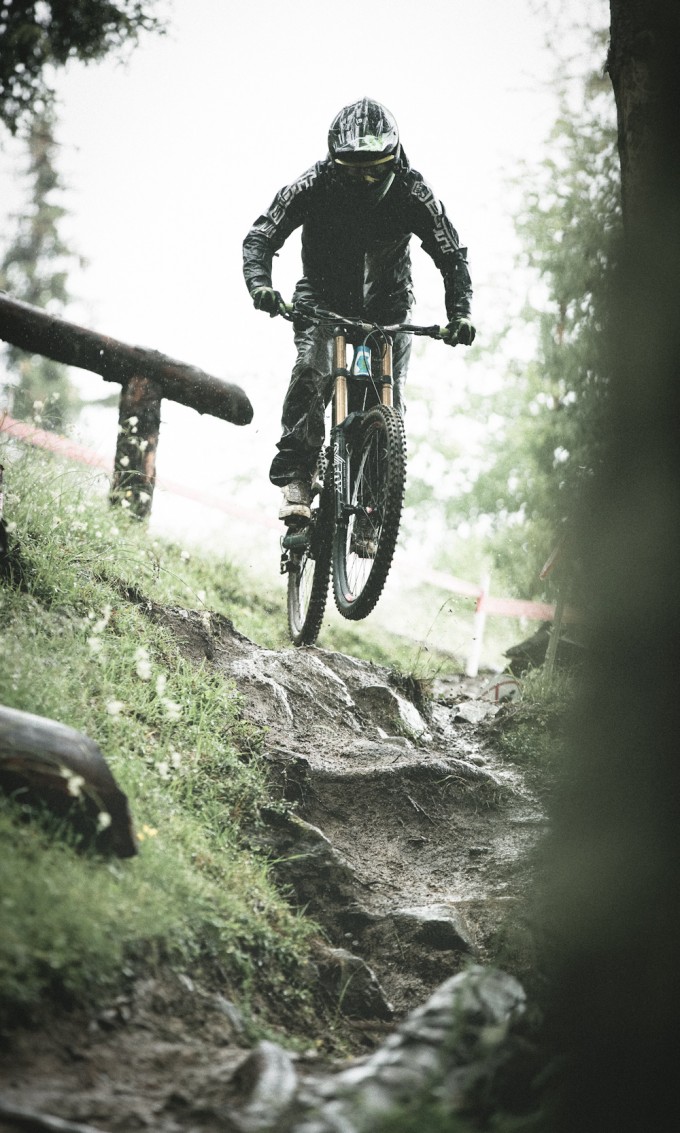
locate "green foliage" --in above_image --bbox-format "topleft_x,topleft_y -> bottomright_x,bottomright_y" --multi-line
0,443 -> 317,1028
0,1 -> 164,135
493,668 -> 576,774
404,33 -> 619,604
0,107 -> 81,429
465,57 -> 620,595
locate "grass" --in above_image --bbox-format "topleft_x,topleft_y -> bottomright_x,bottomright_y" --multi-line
0,443 -> 323,1034
0,438 -> 557,1047
490,667 -> 577,773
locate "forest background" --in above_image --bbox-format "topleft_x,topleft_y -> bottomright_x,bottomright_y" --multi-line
0,0 -> 613,665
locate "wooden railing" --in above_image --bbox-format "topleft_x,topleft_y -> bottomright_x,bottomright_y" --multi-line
0,292 -> 253,519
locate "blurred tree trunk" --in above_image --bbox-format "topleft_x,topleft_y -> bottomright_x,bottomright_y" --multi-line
542,2 -> 680,1130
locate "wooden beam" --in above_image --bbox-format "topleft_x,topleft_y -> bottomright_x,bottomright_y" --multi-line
0,291 -> 253,425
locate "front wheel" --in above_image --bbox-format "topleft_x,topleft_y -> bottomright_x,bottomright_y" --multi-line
287,463 -> 333,645
332,404 -> 406,620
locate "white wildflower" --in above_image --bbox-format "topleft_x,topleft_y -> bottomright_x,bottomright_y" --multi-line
87,636 -> 104,655
106,699 -> 125,716
161,698 -> 182,722
134,646 -> 152,681
156,761 -> 171,780
97,811 -> 112,832
119,455 -> 130,468
65,773 -> 85,798
155,674 -> 167,696
92,605 -> 112,634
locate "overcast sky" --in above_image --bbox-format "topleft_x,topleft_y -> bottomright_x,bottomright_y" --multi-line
0,0 -> 610,640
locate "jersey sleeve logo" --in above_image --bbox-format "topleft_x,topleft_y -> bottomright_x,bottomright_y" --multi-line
410,177 -> 459,256
261,165 -> 319,235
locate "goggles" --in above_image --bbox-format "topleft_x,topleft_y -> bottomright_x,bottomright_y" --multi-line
334,153 -> 395,184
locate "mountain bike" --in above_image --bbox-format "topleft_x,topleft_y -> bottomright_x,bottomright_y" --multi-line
278,301 -> 451,646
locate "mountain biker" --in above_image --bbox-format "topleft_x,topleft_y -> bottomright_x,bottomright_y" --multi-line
243,97 -> 475,523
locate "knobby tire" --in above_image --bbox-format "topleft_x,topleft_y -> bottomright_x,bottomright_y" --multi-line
287,459 -> 333,646
332,404 -> 406,620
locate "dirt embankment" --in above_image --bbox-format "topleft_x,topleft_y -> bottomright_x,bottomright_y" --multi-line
0,607 -> 545,1133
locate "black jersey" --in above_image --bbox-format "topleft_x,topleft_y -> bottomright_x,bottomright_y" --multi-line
243,152 -> 472,324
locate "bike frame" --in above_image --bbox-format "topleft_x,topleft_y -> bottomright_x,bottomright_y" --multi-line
280,303 -> 447,565
330,326 -> 394,527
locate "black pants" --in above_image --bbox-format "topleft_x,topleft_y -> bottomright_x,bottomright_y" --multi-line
269,316 -> 412,487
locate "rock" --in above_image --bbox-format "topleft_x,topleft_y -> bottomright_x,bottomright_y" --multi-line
451,700 -> 500,724
354,683 -> 428,738
259,810 -> 361,928
392,904 -> 475,952
292,966 -> 526,1132
227,1040 -> 298,1132
315,946 -> 394,1021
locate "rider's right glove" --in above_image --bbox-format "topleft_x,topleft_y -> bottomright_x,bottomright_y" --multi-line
445,316 -> 476,346
251,286 -> 285,318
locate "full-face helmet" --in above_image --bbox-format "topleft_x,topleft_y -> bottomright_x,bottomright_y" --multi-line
328,98 -> 400,203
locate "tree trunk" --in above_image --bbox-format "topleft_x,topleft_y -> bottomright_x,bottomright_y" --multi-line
541,4 -> 680,1130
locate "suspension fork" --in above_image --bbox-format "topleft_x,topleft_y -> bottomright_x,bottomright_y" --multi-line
330,330 -> 394,523
380,338 -> 394,407
332,330 -> 350,523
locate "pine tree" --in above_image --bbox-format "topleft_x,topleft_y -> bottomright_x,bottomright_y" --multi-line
0,106 -> 81,430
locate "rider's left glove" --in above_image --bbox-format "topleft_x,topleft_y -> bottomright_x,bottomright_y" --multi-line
445,317 -> 476,346
251,286 -> 285,318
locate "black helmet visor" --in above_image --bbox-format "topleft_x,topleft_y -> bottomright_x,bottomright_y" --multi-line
333,153 -> 395,184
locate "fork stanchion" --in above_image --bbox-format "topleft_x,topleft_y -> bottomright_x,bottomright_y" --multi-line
380,340 -> 393,407
333,334 -> 348,425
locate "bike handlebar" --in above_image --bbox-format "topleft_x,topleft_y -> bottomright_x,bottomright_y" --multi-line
279,300 -> 451,342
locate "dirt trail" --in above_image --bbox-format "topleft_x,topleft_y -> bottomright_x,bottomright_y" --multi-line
0,606 -> 544,1133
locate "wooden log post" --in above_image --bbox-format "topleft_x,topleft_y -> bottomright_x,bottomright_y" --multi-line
110,375 -> 163,519
0,291 -> 255,522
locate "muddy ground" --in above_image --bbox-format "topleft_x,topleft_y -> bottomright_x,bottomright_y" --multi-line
0,607 -> 546,1132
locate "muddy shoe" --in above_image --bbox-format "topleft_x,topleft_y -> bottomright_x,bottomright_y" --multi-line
350,513 -> 378,558
279,480 -> 312,522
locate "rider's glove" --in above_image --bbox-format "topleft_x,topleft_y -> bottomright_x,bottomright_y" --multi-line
251,286 -> 285,318
445,316 -> 476,346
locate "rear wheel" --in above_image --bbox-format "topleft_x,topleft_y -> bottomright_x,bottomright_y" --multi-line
287,459 -> 333,645
332,405 -> 406,620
